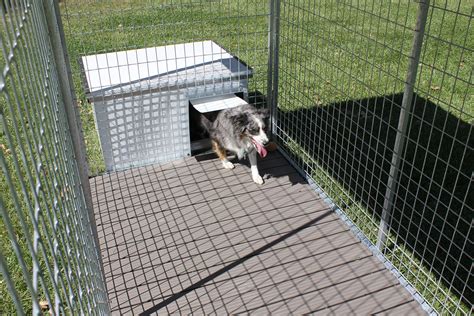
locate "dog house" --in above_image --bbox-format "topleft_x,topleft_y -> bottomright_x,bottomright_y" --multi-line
81,41 -> 252,171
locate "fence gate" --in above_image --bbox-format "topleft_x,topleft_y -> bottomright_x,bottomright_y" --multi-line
0,0 -> 108,314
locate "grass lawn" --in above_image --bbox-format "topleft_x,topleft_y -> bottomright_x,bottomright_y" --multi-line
1,0 -> 471,313
61,0 -> 472,175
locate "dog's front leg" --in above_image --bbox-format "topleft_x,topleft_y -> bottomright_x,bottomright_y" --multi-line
248,149 -> 263,185
212,140 -> 234,169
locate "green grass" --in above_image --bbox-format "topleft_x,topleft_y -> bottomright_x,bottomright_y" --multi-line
60,0 -> 471,174
1,0 -> 471,314
277,0 -> 472,117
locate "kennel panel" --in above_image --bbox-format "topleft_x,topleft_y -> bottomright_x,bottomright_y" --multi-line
0,0 -> 108,314
272,0 -> 472,314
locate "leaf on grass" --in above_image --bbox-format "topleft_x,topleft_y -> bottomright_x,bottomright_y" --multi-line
0,143 -> 10,154
430,85 -> 441,91
39,301 -> 49,311
314,95 -> 323,106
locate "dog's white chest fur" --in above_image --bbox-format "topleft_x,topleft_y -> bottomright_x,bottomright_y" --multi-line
225,140 -> 253,160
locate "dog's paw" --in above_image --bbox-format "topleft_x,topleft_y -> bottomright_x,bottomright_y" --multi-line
252,174 -> 264,185
222,160 -> 235,169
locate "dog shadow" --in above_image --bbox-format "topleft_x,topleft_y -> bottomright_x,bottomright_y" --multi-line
195,149 -> 307,186
241,151 -> 308,185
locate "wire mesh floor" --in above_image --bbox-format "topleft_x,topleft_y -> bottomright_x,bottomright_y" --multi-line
90,151 -> 425,315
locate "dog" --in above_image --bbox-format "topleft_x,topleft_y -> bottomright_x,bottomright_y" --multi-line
201,104 -> 270,184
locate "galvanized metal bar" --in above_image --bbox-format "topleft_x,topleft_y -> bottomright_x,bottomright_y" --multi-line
1,0 -> 110,313
1,4 -> 65,314
35,2 -> 94,312
42,0 -> 108,299
376,0 -> 431,250
42,0 -> 96,237
268,0 -> 281,138
28,2 -> 92,311
0,250 -> 25,315
266,0 -> 275,121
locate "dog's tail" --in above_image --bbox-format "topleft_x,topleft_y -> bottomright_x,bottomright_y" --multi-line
200,114 -> 213,134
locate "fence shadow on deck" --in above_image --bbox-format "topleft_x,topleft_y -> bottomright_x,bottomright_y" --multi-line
278,92 -> 473,306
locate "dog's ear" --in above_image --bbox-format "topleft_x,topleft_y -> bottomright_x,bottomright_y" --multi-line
257,107 -> 270,119
233,113 -> 250,133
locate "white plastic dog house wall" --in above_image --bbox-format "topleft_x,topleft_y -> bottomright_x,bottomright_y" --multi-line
81,41 -> 252,171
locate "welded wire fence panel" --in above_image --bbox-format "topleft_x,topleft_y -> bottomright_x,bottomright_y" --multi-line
273,0 -> 472,314
381,1 -> 472,313
60,0 -> 271,175
0,1 -> 108,314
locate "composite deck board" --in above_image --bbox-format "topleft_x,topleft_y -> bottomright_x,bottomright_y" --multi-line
90,151 -> 424,315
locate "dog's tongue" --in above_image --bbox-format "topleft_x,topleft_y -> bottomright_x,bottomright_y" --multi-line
252,138 -> 268,158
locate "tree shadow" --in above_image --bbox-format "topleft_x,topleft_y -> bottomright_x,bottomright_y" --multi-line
277,92 -> 473,305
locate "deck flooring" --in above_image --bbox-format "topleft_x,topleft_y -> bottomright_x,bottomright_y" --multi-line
90,151 -> 425,315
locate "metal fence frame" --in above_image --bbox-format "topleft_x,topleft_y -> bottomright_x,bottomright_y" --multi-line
271,0 -> 472,314
0,0 -> 108,314
1,0 -> 471,314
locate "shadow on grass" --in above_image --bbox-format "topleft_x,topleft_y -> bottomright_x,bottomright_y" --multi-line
277,92 -> 473,306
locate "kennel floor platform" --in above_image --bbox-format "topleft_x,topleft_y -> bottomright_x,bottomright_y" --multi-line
90,151 -> 425,315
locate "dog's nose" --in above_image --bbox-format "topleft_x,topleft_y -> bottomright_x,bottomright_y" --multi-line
262,139 -> 269,146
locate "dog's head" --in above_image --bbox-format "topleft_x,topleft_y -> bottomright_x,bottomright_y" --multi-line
234,106 -> 270,158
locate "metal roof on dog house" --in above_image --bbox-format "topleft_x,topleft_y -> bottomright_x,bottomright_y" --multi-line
81,41 -> 252,171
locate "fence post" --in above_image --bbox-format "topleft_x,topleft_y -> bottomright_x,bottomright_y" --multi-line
267,0 -> 281,137
377,0 -> 430,250
42,0 -> 108,296
266,0 -> 274,116
43,0 -> 96,236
